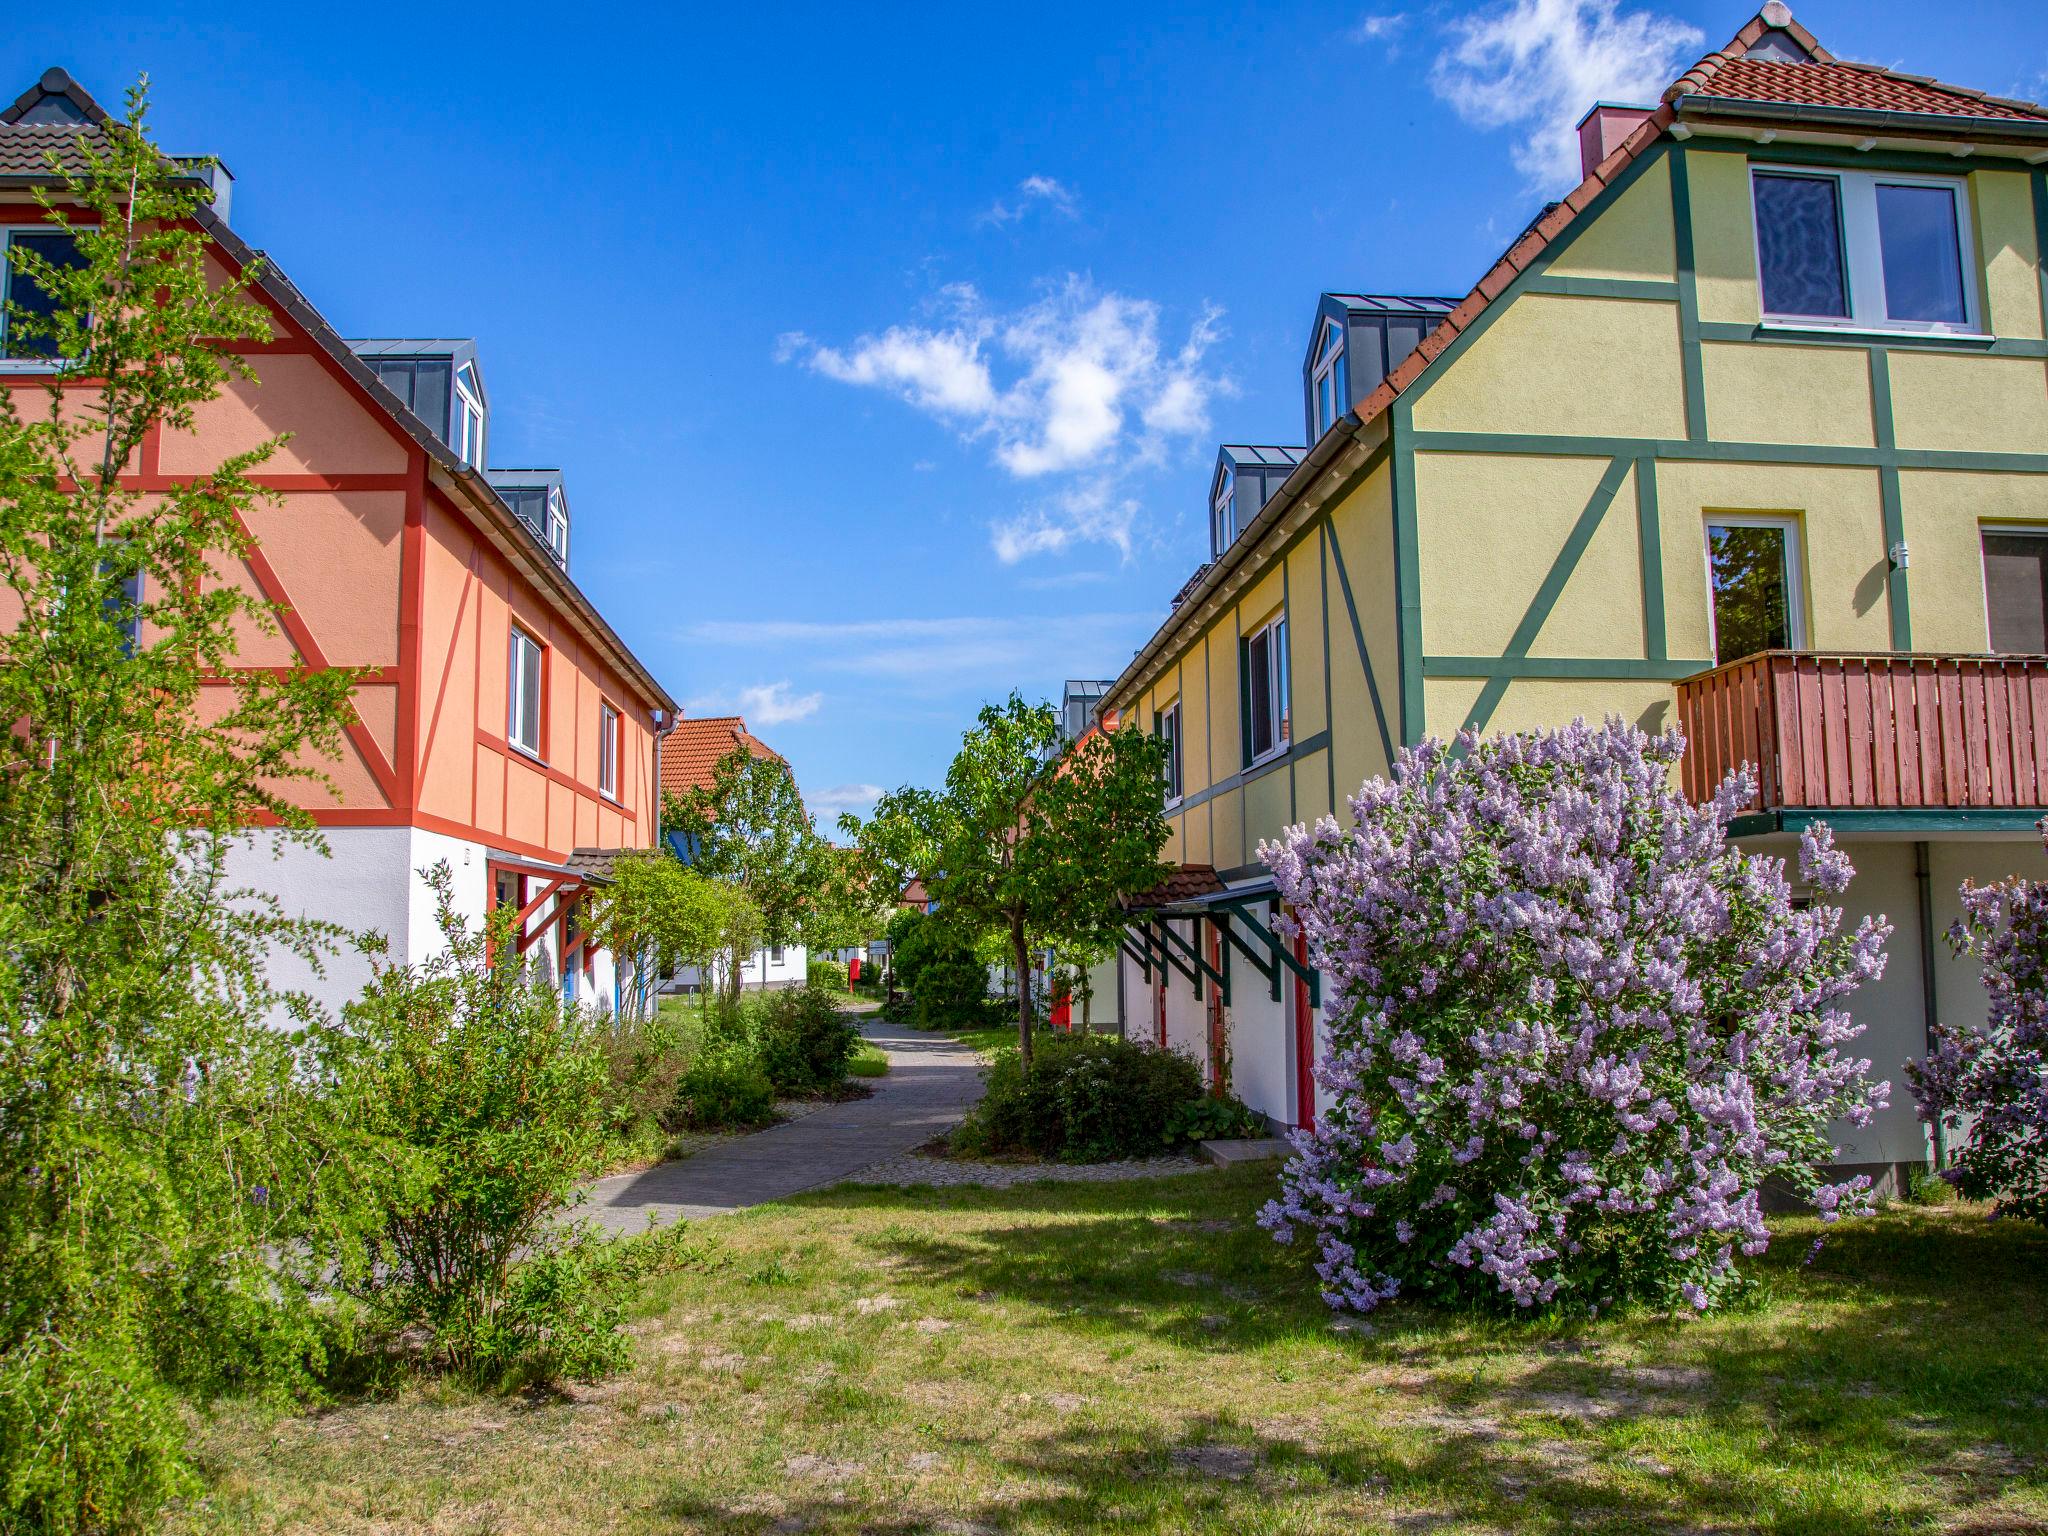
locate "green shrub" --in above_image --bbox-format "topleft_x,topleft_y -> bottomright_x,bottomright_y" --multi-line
807,958 -> 847,993
953,1034 -> 1204,1161
890,911 -> 991,1028
1164,1094 -> 1265,1146
471,1220 -> 704,1387
752,984 -> 860,1093
1907,1167 -> 1956,1207
669,1049 -> 777,1129
594,1004 -> 689,1153
326,867 -> 628,1383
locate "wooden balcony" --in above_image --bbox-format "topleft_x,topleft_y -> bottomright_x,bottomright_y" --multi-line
1676,651 -> 2048,819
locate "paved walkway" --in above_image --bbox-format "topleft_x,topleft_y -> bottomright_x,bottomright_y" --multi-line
574,1013 -> 985,1235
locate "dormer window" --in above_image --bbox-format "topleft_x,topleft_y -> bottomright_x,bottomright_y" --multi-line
488,472 -> 571,572
453,362 -> 486,469
1311,320 -> 1346,438
1211,467 -> 1236,558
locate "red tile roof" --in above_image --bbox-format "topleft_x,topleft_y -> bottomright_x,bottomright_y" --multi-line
1687,57 -> 2048,123
659,715 -> 782,800
1124,864 -> 1225,910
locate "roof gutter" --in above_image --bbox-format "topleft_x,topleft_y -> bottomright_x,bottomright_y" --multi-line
1104,413 -> 1374,714
1675,95 -> 2048,147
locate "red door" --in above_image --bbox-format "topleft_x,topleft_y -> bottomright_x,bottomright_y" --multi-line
1293,929 -> 1315,1131
1050,990 -> 1072,1031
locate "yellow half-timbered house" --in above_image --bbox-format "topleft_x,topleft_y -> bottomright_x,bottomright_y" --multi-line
1099,4 -> 2048,1191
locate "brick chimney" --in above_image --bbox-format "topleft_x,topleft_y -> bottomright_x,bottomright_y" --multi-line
1575,103 -> 1656,180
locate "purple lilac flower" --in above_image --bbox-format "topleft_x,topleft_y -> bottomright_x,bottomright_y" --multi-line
1255,717 -> 1889,1318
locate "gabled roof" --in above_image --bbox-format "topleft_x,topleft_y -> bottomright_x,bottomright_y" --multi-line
660,715 -> 783,800
0,67 -> 674,715
1107,3 -> 2048,712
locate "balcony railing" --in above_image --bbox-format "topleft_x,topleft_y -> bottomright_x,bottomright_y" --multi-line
1676,651 -> 2048,813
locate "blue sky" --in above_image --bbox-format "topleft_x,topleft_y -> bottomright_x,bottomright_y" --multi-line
9,1 -> 2046,822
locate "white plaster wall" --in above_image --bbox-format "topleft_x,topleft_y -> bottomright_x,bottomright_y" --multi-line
222,826 -> 413,1025
1161,922 -> 1208,1068
1077,953 -> 1119,1032
227,825 -> 643,1025
1226,984 -> 1291,1127
1827,842 -> 1929,1171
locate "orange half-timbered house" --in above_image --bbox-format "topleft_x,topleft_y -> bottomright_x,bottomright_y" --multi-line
0,69 -> 677,1016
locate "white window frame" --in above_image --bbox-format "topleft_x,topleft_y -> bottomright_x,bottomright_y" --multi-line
508,624 -> 544,758
1211,468 -> 1236,558
1703,513 -> 1807,661
1311,320 -> 1346,438
0,226 -> 80,371
1159,699 -> 1183,807
453,363 -> 487,469
598,701 -> 620,799
1245,613 -> 1291,766
1749,164 -> 1984,338
1978,522 -> 2048,654
544,486 -> 569,565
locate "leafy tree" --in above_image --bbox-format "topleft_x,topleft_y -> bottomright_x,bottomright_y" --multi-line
0,84 -> 372,1528
799,841 -> 890,959
850,694 -> 1169,1065
663,745 -> 825,1000
588,851 -> 728,1019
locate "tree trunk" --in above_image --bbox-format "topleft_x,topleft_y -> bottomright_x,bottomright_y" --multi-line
1011,914 -> 1035,1068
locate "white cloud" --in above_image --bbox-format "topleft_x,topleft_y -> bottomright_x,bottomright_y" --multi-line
737,681 -> 823,726
684,612 -> 1157,692
786,278 -> 1227,559
991,482 -> 1140,565
808,782 -> 885,817
1429,0 -> 1702,189
1349,12 -> 1408,42
979,174 -> 1080,227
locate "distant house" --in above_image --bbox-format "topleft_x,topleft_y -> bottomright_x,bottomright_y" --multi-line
659,715 -> 808,992
897,878 -> 931,913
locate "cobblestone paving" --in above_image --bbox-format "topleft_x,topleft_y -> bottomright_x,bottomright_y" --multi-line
573,1013 -> 983,1235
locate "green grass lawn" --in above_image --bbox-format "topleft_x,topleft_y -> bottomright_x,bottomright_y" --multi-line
179,1165 -> 2046,1535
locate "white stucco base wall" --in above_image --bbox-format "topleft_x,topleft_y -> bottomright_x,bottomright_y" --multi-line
225,826 -> 638,1026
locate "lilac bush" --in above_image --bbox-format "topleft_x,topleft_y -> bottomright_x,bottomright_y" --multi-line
1257,718 -> 1890,1316
1908,825 -> 2048,1225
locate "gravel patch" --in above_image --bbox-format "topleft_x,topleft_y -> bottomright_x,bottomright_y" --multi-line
847,1151 -> 1209,1188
